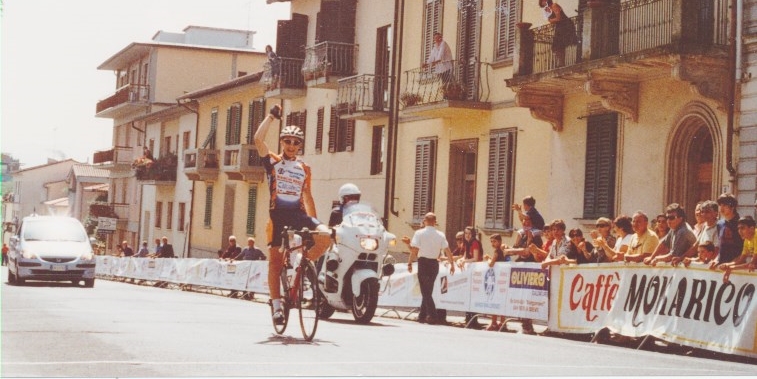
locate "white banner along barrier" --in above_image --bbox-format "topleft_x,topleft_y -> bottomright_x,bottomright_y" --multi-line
96,257 -> 755,358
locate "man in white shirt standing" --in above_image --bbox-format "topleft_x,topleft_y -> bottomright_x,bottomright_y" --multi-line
425,32 -> 454,84
403,212 -> 455,324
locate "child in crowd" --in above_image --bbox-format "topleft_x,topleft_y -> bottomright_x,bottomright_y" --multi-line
485,234 -> 508,331
721,216 -> 757,283
682,241 -> 717,267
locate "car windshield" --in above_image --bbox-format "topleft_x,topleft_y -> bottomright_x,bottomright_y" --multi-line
22,219 -> 88,242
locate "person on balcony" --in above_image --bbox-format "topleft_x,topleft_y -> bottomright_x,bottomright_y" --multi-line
424,32 -> 453,85
265,45 -> 280,88
539,0 -> 578,67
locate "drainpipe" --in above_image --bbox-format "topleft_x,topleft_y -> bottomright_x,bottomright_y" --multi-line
178,99 -> 199,258
384,0 -> 405,226
725,0 -> 739,183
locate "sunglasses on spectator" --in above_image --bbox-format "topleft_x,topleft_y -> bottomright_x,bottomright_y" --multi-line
282,139 -> 302,146
596,224 -> 609,228
666,215 -> 677,220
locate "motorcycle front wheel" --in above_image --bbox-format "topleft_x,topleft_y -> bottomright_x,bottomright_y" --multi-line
351,279 -> 379,324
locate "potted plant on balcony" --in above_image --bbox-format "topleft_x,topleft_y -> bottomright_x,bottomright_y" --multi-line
442,81 -> 466,101
400,92 -> 423,107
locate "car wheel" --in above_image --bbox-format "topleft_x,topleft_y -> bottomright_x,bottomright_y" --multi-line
83,278 -> 95,288
15,264 -> 25,285
71,280 -> 80,286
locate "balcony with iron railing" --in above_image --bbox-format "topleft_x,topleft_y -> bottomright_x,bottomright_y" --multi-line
95,83 -> 150,118
183,148 -> 220,181
302,42 -> 359,89
134,153 -> 177,185
221,144 -> 265,182
262,57 -> 306,99
507,0 -> 730,130
92,146 -> 133,171
400,60 -> 491,118
336,74 -> 392,120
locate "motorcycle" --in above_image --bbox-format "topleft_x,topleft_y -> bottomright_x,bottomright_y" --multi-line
316,203 -> 396,324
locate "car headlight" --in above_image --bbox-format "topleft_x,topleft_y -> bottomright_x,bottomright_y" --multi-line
80,251 -> 95,261
360,237 -> 378,251
22,250 -> 38,259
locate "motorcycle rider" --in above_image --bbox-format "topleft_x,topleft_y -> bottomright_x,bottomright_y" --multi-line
328,183 -> 362,227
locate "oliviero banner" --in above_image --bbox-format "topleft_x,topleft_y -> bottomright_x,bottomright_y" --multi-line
549,262 -> 757,358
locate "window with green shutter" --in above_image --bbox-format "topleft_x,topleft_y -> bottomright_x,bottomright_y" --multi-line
247,99 -> 265,144
246,186 -> 258,235
315,107 -> 325,154
329,106 -> 355,153
204,185 -> 213,228
202,108 -> 218,149
484,128 -> 517,230
226,103 -> 242,145
370,125 -> 384,175
583,113 -> 618,219
412,138 -> 437,224
495,0 -> 519,61
423,0 -> 444,65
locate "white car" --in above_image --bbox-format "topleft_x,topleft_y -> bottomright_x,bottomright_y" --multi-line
7,215 -> 96,287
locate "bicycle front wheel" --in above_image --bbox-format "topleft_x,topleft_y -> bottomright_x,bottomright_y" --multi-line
298,259 -> 320,341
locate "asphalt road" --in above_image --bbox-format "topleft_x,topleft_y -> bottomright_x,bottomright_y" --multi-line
2,269 -> 755,377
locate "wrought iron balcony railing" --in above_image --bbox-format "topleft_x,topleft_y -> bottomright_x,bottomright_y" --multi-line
401,60 -> 490,108
302,42 -> 358,82
336,74 -> 392,117
262,57 -> 305,92
520,0 -> 729,76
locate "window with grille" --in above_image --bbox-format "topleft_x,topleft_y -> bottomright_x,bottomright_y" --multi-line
166,202 -> 173,230
204,185 -> 213,228
412,137 -> 437,224
329,106 -> 355,153
178,202 -> 186,232
370,125 -> 384,175
246,186 -> 258,235
226,103 -> 242,145
155,201 -> 163,228
583,113 -> 618,219
495,0 -> 519,61
484,128 -> 517,230
247,99 -> 265,144
423,0 -> 444,65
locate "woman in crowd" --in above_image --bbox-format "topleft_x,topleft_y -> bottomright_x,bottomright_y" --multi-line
595,215 -> 633,262
590,217 -> 616,263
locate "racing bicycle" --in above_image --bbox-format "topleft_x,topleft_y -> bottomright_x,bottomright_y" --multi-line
269,227 -> 329,341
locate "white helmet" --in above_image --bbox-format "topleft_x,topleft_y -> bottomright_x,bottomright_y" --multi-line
338,183 -> 361,203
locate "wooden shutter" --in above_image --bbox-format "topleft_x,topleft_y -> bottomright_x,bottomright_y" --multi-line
166,202 -> 173,230
316,107 -> 325,154
202,108 -> 218,149
225,104 -> 242,145
277,13 -> 308,59
316,0 -> 357,44
247,98 -> 265,144
412,138 -> 437,224
370,125 -> 383,175
495,0 -> 518,60
423,0 -> 443,64
328,107 -> 338,153
583,113 -> 618,218
345,119 -> 355,152
297,110 -> 307,155
155,201 -> 162,228
485,129 -> 516,230
246,186 -> 258,235
457,0 -> 481,100
204,185 -> 213,227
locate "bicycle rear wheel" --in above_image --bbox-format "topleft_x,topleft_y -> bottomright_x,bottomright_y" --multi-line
271,266 -> 291,334
298,259 -> 320,341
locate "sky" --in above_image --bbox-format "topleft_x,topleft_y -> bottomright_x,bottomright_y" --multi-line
1,0 -> 291,169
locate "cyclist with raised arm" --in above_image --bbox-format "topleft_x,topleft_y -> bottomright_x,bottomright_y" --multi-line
254,104 -> 324,325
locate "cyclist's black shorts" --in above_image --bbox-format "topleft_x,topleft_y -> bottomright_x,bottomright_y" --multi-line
268,208 -> 321,247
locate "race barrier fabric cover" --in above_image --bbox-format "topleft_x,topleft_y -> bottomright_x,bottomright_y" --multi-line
549,262 -> 757,358
96,257 -> 756,358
